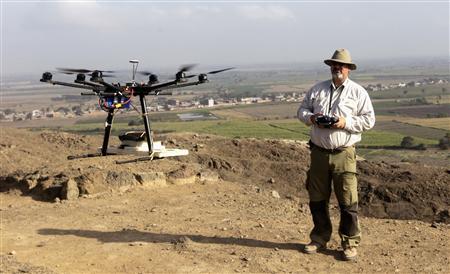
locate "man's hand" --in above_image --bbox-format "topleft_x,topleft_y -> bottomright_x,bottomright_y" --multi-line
310,113 -> 323,128
332,116 -> 346,129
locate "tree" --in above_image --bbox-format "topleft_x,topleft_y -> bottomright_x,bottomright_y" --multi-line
438,133 -> 450,150
400,136 -> 415,148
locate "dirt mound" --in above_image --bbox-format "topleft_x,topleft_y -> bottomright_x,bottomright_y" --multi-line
1,129 -> 449,223
0,128 -> 99,174
171,134 -> 450,223
358,161 -> 450,223
171,134 -> 310,198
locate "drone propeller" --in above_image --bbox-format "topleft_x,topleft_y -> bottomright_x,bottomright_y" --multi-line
185,67 -> 235,78
137,71 -> 159,84
56,68 -> 115,79
138,71 -> 153,76
179,64 -> 196,73
207,67 -> 235,74
56,68 -> 92,74
173,64 -> 197,81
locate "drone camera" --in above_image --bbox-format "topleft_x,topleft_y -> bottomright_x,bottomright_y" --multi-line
41,72 -> 53,82
198,73 -> 208,83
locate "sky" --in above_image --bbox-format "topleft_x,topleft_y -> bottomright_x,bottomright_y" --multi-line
1,1 -> 449,76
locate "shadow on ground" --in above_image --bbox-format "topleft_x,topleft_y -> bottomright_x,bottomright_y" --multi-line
38,228 -> 341,260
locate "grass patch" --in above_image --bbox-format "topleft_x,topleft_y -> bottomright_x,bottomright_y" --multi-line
374,119 -> 448,140
64,117 -> 437,147
358,130 -> 436,146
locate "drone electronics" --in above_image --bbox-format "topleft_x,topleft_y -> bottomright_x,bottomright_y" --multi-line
40,60 -> 233,164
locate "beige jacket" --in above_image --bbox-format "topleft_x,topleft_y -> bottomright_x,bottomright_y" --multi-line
297,78 -> 375,150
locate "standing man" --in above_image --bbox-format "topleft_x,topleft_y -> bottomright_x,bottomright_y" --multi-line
297,49 -> 375,261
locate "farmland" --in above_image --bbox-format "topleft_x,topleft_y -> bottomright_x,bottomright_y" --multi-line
65,112 -> 441,148
2,63 -> 449,168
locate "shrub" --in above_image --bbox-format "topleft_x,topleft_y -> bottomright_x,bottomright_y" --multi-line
438,133 -> 450,150
400,136 -> 415,148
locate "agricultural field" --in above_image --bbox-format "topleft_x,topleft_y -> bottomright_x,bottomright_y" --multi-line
374,104 -> 450,118
3,65 -> 449,161
211,102 -> 299,120
369,83 -> 449,100
373,116 -> 449,140
64,114 -> 439,149
401,117 -> 450,131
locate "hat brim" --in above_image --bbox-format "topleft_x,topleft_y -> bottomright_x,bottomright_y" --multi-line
324,59 -> 357,70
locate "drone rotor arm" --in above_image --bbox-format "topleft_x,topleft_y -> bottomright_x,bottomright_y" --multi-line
132,80 -> 178,95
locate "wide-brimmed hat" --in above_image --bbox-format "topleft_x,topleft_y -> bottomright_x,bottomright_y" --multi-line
324,48 -> 357,70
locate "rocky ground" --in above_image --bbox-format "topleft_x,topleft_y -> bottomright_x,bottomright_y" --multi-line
0,128 -> 449,273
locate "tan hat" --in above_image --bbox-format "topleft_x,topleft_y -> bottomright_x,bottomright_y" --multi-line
324,48 -> 357,70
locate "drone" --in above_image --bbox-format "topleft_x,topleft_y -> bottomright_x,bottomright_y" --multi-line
40,60 -> 233,163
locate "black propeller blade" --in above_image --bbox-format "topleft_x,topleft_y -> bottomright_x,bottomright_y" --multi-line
185,67 -> 235,79
178,64 -> 196,73
56,68 -> 116,79
138,71 -> 153,76
56,68 -> 92,74
207,67 -> 235,74
56,68 -> 115,74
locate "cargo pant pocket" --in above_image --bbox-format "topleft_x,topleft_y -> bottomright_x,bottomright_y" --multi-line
334,172 -> 358,206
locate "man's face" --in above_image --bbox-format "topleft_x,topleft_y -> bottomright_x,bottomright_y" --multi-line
330,62 -> 350,82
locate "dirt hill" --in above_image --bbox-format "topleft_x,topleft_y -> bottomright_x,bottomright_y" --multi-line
1,128 -> 449,273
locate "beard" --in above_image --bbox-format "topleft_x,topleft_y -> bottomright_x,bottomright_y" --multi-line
332,71 -> 344,81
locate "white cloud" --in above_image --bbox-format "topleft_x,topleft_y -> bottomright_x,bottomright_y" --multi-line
55,2 -> 119,29
237,5 -> 295,21
174,6 -> 222,18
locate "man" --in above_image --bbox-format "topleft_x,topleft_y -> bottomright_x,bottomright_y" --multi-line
297,48 -> 375,261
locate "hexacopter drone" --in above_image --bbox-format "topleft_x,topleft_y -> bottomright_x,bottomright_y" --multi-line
40,60 -> 233,163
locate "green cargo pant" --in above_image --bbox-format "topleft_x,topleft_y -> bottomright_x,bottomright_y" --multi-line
306,144 -> 361,248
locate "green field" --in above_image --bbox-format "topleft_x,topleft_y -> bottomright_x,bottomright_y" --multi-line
370,83 -> 449,100
66,116 -> 439,148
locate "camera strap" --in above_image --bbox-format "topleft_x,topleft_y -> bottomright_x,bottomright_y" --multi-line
328,89 -> 334,114
328,84 -> 344,115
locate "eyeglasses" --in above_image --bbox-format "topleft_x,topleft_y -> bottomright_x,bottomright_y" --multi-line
330,62 -> 349,69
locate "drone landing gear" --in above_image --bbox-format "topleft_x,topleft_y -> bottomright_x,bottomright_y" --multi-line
67,108 -> 119,160
68,93 -> 187,164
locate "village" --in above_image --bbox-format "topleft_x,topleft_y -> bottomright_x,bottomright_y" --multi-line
0,91 -> 303,122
